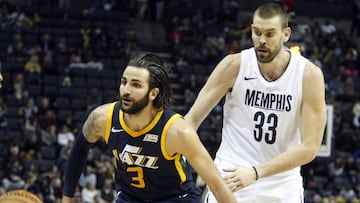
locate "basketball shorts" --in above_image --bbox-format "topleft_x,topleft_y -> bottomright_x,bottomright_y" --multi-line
204,158 -> 304,203
116,189 -> 202,203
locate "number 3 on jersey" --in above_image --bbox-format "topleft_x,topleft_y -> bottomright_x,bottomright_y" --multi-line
127,166 -> 145,188
253,111 -> 278,144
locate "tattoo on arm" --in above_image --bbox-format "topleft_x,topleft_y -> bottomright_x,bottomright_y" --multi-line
82,111 -> 102,143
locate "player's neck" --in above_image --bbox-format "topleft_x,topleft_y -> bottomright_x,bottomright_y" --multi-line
123,105 -> 159,131
258,50 -> 290,81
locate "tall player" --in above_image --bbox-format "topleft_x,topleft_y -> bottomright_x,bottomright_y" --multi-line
62,53 -> 236,203
185,3 -> 326,202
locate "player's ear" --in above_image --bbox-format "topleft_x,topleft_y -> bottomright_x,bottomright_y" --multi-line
283,27 -> 291,43
149,88 -> 159,100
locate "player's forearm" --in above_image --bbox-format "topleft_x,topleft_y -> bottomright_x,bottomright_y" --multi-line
256,143 -> 318,179
210,181 -> 236,203
185,92 -> 219,130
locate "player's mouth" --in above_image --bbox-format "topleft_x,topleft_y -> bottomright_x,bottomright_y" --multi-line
121,97 -> 132,106
256,47 -> 269,54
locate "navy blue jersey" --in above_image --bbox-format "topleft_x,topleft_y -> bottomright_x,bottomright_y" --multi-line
104,102 -> 199,202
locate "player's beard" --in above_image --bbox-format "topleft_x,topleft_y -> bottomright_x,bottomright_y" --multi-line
120,92 -> 150,115
255,42 -> 282,63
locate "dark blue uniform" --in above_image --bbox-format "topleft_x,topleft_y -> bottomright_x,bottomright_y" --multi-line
104,102 -> 201,202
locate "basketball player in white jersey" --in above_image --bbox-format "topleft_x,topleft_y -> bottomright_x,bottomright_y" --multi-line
185,2 -> 326,203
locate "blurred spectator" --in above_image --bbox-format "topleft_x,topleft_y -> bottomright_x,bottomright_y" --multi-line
59,0 -> 71,9
41,124 -> 57,146
55,35 -> 68,54
7,32 -> 23,55
328,75 -> 344,96
24,113 -> 39,136
321,19 -> 337,35
59,75 -> 72,96
328,156 -> 345,177
137,0 -> 149,20
27,44 -> 42,57
350,0 -> 360,38
339,184 -> 357,202
23,131 -> 41,161
84,55 -> 104,71
41,50 -> 55,75
62,114 -> 76,133
170,26 -> 183,45
343,77 -> 356,98
79,165 -> 97,190
23,163 -> 42,196
13,73 -> 26,102
20,97 -> 38,121
38,96 -> 52,117
24,54 -> 42,84
94,153 -> 112,188
99,178 -> 114,203
39,33 -> 55,53
0,95 -> 9,137
69,49 -> 103,71
39,109 -> 57,131
2,159 -> 25,191
344,154 -> 358,178
81,180 -> 100,203
7,32 -> 28,63
41,165 -> 62,203
353,97 -> 360,130
69,49 -> 85,69
57,124 -> 74,147
86,88 -> 102,112
58,140 -> 73,174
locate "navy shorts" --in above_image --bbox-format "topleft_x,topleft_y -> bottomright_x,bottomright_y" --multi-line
116,189 -> 202,203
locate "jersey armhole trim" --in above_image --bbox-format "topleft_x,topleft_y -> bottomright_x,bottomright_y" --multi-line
104,102 -> 117,143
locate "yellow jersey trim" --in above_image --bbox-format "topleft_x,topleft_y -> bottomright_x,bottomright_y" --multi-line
120,109 -> 164,137
104,102 -> 117,144
160,113 -> 186,183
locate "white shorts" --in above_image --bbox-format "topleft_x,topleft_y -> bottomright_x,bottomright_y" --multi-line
204,158 -> 304,203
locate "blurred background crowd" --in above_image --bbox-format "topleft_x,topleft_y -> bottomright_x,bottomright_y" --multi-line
0,0 -> 359,202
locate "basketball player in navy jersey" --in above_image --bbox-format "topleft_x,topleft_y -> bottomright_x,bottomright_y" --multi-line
62,53 -> 236,203
185,3 -> 326,203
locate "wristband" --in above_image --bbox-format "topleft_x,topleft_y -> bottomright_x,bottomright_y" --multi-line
252,166 -> 259,181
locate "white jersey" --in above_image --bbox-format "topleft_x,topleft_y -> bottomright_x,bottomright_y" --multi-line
216,47 -> 307,177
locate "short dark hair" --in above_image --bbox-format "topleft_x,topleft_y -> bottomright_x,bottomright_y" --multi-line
127,53 -> 174,109
253,2 -> 289,29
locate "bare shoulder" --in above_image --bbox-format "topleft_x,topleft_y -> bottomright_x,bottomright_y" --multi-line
302,61 -> 325,99
82,103 -> 115,143
210,52 -> 242,89
303,61 -> 325,87
165,117 -> 198,155
168,117 -> 193,138
220,53 -> 242,74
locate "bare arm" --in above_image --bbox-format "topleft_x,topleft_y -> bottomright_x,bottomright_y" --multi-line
82,103 -> 110,143
166,118 -> 236,203
256,62 -> 326,178
62,103 -> 111,203
184,53 -> 241,130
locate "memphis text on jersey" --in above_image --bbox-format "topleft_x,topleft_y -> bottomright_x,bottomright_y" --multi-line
245,89 -> 292,112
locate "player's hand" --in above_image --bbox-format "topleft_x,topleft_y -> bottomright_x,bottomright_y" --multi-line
222,167 -> 257,192
62,196 -> 73,203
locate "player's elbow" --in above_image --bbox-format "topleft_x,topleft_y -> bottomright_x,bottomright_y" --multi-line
183,114 -> 200,130
302,144 -> 320,163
